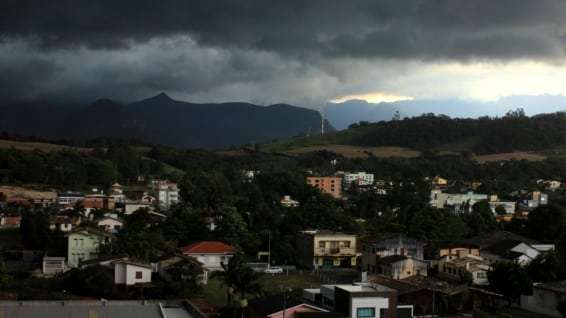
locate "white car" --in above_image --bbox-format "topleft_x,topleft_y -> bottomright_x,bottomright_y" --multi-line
264,266 -> 284,274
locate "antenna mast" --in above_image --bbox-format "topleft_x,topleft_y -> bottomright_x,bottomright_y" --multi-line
320,105 -> 325,135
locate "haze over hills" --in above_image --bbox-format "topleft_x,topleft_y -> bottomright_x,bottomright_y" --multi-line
325,95 -> 566,130
0,93 -> 333,149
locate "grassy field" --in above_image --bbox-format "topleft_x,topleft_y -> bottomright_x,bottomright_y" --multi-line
200,272 -> 323,306
285,145 -> 420,159
0,139 -> 91,153
474,152 -> 547,163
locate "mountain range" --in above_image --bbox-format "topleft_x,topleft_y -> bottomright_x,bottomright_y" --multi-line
0,93 -> 333,149
325,95 -> 566,130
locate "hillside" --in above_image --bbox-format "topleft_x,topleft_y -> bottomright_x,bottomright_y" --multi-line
0,93 -> 333,149
264,112 -> 566,156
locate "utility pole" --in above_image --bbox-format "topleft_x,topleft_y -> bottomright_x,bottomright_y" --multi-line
267,231 -> 271,269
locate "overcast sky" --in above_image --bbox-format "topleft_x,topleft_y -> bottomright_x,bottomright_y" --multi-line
3,0 -> 566,108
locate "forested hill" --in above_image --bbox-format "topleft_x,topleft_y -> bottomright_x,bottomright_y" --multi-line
0,93 -> 333,149
268,111 -> 566,154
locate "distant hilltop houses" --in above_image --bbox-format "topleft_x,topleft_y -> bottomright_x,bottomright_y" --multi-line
428,176 -> 554,222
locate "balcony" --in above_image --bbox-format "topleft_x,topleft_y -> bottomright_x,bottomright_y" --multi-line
315,247 -> 356,256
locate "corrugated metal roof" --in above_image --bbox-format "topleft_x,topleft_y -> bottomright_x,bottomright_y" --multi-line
0,301 -> 193,318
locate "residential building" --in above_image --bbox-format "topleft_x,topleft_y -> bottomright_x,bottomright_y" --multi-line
42,256 -> 66,276
110,182 -> 126,204
57,192 -> 85,208
0,215 -> 21,229
114,260 -> 152,286
435,243 -> 480,261
180,241 -> 235,271
124,200 -> 154,214
339,172 -> 375,188
96,216 -> 123,233
152,180 -> 179,209
373,255 -> 428,280
0,300 -> 193,318
243,170 -> 260,181
83,194 -> 116,213
303,283 -> 414,318
362,234 -> 424,261
429,190 -> 488,213
438,255 -> 490,286
281,195 -> 300,207
524,191 -> 548,209
431,176 -> 448,188
49,215 -> 79,232
66,228 -> 112,268
480,239 -> 554,265
536,179 -> 561,191
247,295 -> 328,318
521,281 -> 566,318
488,201 -> 516,215
297,230 -> 358,269
306,176 -> 343,199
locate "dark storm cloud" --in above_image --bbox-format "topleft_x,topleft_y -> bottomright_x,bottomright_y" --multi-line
2,0 -> 566,60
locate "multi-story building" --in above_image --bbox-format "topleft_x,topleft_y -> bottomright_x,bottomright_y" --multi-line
110,182 -> 126,204
306,176 -> 343,199
57,192 -> 85,208
430,190 -> 488,213
83,194 -> 116,212
66,228 -> 112,268
524,191 -> 549,209
303,283 -> 414,318
297,230 -> 358,269
152,180 -> 179,209
339,172 -> 375,188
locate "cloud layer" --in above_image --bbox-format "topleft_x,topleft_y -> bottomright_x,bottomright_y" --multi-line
2,1 -> 566,105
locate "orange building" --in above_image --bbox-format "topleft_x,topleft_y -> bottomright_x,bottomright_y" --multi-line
306,176 -> 343,198
83,194 -> 115,210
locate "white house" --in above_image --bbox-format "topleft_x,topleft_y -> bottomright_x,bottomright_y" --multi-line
340,172 -> 374,188
180,241 -> 235,271
42,256 -> 66,276
113,260 -> 152,286
97,217 -> 123,233
481,239 -> 554,266
280,195 -> 300,207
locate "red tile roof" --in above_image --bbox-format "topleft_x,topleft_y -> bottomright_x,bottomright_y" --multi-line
180,241 -> 235,254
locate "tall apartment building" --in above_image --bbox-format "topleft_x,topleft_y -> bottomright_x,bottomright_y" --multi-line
339,172 -> 375,188
307,176 -> 343,198
152,180 -> 180,209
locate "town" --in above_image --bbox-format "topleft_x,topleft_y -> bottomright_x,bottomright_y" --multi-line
1,151 -> 565,318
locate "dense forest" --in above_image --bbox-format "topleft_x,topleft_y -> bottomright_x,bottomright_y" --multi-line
0,93 -> 332,149
276,110 -> 566,154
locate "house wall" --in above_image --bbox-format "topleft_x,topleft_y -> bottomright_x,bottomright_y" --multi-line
67,233 -> 104,268
306,177 -> 343,198
300,233 -> 357,269
439,247 -> 480,259
97,219 -> 122,233
115,263 -> 126,284
187,253 -> 232,271
351,297 -> 390,318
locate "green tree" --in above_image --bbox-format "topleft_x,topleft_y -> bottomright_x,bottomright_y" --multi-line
220,253 -> 260,302
557,300 -> 566,318
0,258 -> 11,290
526,252 -> 561,282
464,201 -> 498,236
488,262 -> 532,304
526,205 -> 566,241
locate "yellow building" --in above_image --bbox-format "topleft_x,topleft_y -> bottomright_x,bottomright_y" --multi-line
297,230 -> 358,269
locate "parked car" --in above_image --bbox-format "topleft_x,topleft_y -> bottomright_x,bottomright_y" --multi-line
264,266 -> 283,274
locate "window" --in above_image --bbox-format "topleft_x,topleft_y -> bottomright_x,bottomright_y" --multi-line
343,241 -> 351,248
357,307 -> 375,318
319,241 -> 326,248
135,271 -> 143,279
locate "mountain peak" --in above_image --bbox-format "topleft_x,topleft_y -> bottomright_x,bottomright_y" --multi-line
151,92 -> 174,102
